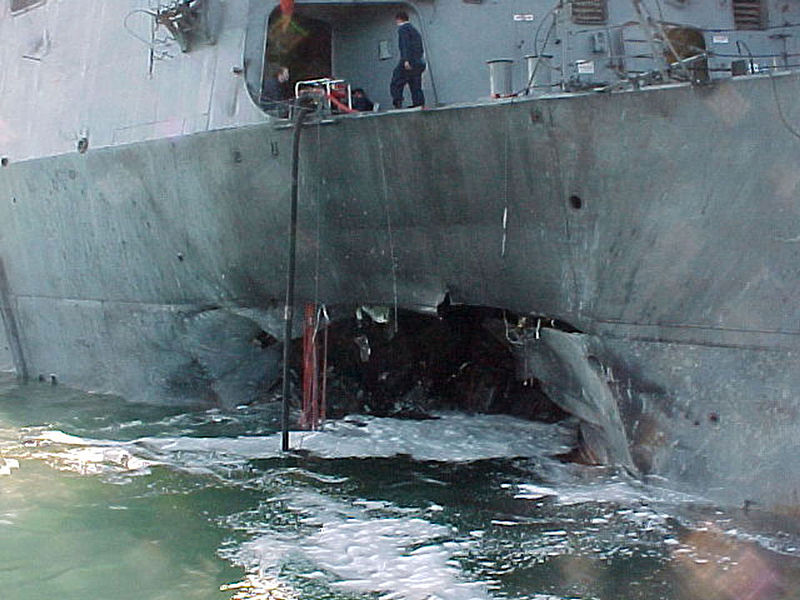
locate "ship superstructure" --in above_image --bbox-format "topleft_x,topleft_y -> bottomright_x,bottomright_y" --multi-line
4,0 -> 800,156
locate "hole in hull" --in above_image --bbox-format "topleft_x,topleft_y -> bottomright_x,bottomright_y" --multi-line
290,305 -> 571,424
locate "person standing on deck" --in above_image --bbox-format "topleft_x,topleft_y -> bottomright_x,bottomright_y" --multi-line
390,11 -> 426,109
261,66 -> 290,117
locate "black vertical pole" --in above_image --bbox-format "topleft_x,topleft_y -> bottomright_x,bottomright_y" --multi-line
281,107 -> 310,452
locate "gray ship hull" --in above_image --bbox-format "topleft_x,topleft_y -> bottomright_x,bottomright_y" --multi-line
2,72 -> 800,508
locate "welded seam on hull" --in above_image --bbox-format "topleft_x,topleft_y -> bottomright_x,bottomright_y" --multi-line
594,317 -> 800,337
592,318 -> 800,352
0,257 -> 28,380
8,294 -> 274,309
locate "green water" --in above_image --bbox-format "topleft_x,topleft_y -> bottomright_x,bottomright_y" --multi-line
2,375 -> 800,600
0,380 -> 252,600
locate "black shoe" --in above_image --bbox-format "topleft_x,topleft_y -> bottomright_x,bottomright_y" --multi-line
393,100 -> 403,109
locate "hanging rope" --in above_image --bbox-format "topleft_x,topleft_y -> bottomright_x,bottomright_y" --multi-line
374,121 -> 400,333
313,107 -> 323,317
319,306 -> 329,425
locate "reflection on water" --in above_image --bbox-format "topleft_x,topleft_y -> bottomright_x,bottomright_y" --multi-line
1,374 -> 800,600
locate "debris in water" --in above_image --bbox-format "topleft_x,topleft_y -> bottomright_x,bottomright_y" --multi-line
220,574 -> 296,600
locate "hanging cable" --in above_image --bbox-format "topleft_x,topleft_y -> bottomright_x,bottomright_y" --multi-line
501,112 -> 510,258
281,106 -> 311,452
302,113 -> 327,432
313,109 -> 323,314
532,0 -> 562,58
770,72 -> 800,142
373,121 -> 400,334
123,9 -> 159,47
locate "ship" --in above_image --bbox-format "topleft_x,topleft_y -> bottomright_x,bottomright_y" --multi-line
2,0 -> 800,510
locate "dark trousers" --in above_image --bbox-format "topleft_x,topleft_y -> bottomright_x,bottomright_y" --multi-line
390,62 -> 426,107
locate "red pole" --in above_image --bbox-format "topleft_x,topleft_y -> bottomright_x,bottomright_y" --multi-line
301,302 -> 316,429
301,303 -> 328,431
326,93 -> 356,113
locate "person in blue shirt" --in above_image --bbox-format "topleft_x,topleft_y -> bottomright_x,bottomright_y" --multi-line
390,11 -> 426,109
351,88 -> 375,112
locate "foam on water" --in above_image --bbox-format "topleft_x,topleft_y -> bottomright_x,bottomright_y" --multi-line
1,413 -> 581,598
228,491 -> 490,600
4,399 -> 800,600
9,413 -> 576,479
0,456 -> 19,475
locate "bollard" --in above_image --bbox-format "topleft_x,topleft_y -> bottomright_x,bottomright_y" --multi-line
524,54 -> 551,94
486,59 -> 514,98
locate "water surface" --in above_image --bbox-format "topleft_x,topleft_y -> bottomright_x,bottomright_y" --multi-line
1,375 -> 800,600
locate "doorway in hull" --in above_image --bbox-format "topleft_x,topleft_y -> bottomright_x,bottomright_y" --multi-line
264,9 -> 332,97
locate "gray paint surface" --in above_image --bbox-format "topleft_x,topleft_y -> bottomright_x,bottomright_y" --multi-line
3,0 -> 800,508
1,74 -> 800,507
603,336 -> 800,509
0,0 -> 267,162
0,303 -> 13,374
0,343 -> 11,373
0,256 -> 25,377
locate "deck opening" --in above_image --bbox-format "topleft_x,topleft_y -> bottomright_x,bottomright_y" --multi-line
254,4 -> 424,114
265,9 -> 332,100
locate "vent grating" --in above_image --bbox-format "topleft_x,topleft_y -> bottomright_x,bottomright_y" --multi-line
571,0 -> 608,25
732,0 -> 766,30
